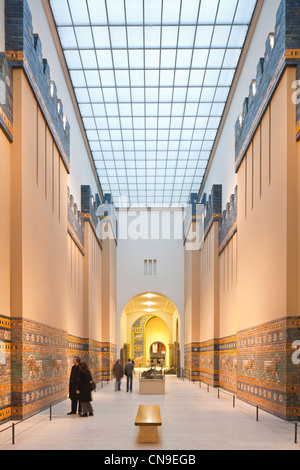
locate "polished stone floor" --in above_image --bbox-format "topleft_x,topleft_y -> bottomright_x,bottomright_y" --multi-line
0,375 -> 298,451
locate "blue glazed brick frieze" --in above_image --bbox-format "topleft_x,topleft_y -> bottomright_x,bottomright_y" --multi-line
235,0 -> 300,170
0,52 -> 13,141
5,0 -> 70,171
67,188 -> 85,255
218,186 -> 238,255
201,185 -> 222,242
81,185 -> 103,247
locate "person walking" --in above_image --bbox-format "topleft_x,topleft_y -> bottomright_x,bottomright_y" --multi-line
112,359 -> 123,391
76,362 -> 94,417
125,359 -> 134,393
68,356 -> 81,415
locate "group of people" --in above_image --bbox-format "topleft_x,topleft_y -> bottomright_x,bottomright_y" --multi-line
112,359 -> 135,392
68,356 -> 94,417
68,356 -> 136,417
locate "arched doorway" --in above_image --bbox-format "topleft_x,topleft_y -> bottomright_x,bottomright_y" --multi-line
120,292 -> 181,373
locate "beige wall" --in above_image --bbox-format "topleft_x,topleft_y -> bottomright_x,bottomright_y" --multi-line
67,235 -> 84,336
11,69 -> 69,330
102,223 -> 117,345
199,222 -> 219,342
237,68 -> 298,331
83,223 -> 103,342
6,69 -> 117,344
184,230 -> 200,344
219,233 -> 237,338
0,128 -> 11,317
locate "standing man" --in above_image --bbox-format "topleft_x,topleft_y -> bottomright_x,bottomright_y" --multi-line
68,356 -> 81,415
112,359 -> 124,391
125,359 -> 134,393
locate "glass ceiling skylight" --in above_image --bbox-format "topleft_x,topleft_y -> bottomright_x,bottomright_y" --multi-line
49,0 -> 257,208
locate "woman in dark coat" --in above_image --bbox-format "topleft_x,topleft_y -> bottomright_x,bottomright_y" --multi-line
68,356 -> 81,415
76,362 -> 94,417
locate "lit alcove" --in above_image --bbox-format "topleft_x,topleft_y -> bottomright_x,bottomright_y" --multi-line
120,292 -> 180,372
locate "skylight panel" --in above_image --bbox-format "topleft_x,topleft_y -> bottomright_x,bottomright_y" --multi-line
223,49 -> 241,68
130,70 -> 144,87
161,26 -> 179,48
176,49 -> 193,68
92,27 -> 111,48
106,0 -> 125,24
110,27 -> 127,48
70,70 -> 86,87
51,0 -> 72,26
211,26 -> 231,47
125,0 -> 143,25
144,0 -> 162,25
58,27 -> 77,48
198,0 -> 219,24
102,88 -> 118,102
127,27 -> 144,48
85,70 -> 100,87
145,26 -> 162,48
194,26 -> 214,47
162,0 -> 181,25
115,70 -> 130,87
80,50 -> 97,69
203,69 -> 220,86
228,25 -> 248,47
180,0 -> 200,25
234,0 -> 257,24
218,69 -> 235,86
128,50 -> 144,69
146,70 -> 159,87
174,69 -> 190,87
216,0 -> 238,24
100,70 -> 115,87
69,0 -> 90,25
207,49 -> 225,68
189,69 -> 205,87
145,49 -> 160,69
96,50 -> 113,69
87,0 -> 108,25
112,50 -> 129,69
64,50 -> 82,69
75,27 -> 94,48
178,26 -> 196,48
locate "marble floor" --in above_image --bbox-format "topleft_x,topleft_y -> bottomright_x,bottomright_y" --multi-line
0,375 -> 298,451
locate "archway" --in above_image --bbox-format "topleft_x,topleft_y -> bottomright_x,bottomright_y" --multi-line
120,292 -> 181,372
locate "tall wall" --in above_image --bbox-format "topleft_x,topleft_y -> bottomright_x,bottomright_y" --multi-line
0,0 -> 117,424
184,0 -> 300,420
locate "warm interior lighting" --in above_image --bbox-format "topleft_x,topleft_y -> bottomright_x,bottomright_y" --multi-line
145,293 -> 155,299
269,33 -> 275,50
252,81 -> 257,96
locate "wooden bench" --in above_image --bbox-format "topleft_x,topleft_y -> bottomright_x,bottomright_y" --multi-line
135,405 -> 162,443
